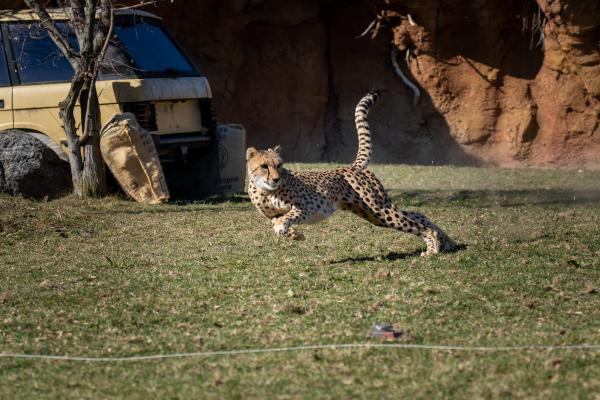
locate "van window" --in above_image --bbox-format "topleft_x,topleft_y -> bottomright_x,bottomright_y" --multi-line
0,30 -> 11,86
8,23 -> 75,84
110,16 -> 197,78
7,16 -> 199,84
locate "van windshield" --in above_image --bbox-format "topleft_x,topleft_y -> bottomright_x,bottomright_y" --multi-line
8,14 -> 200,84
103,14 -> 198,79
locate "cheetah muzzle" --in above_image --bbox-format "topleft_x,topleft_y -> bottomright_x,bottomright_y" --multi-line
246,90 -> 456,256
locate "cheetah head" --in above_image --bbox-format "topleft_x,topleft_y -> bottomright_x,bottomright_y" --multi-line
246,146 -> 284,192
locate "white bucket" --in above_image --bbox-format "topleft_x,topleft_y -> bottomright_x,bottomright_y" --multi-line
217,124 -> 246,194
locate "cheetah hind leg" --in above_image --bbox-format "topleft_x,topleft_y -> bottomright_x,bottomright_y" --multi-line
342,170 -> 455,256
399,218 -> 449,257
404,211 -> 456,253
343,202 -> 452,256
402,213 -> 454,256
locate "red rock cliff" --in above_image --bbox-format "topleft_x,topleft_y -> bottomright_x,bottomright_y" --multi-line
153,0 -> 599,167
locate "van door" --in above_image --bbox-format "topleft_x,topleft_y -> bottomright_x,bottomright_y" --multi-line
6,22 -> 73,144
0,28 -> 12,131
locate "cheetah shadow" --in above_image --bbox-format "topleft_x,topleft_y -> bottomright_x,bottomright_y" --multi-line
329,244 -> 467,264
391,189 -> 600,208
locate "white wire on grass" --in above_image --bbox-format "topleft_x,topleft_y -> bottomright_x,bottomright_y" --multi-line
2,343 -> 600,363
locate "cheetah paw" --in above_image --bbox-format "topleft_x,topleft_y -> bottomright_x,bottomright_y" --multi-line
289,228 -> 305,241
273,224 -> 287,237
420,247 -> 440,257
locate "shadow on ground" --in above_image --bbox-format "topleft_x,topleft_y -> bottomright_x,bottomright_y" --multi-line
390,189 -> 600,207
329,244 -> 467,264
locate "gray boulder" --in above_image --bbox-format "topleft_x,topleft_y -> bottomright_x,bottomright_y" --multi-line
0,131 -> 72,199
0,161 -> 5,189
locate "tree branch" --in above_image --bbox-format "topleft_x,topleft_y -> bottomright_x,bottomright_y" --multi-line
69,0 -> 85,37
80,1 -> 114,146
23,0 -> 80,65
115,0 -> 173,11
93,0 -> 112,53
80,0 -> 97,57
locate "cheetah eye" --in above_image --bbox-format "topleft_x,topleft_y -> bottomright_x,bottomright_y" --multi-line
260,163 -> 268,169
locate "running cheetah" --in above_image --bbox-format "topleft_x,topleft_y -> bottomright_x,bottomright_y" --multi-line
246,90 -> 455,256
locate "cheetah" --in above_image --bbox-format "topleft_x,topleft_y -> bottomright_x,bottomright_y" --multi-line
246,90 -> 455,256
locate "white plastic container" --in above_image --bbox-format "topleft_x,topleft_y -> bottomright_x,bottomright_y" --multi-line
217,124 -> 246,194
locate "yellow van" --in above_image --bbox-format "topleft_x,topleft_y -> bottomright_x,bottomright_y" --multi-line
0,8 -> 216,174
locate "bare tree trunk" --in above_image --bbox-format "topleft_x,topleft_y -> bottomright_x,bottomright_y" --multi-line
81,82 -> 106,197
59,73 -> 86,196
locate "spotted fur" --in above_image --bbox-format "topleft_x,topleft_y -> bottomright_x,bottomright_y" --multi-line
246,91 -> 455,256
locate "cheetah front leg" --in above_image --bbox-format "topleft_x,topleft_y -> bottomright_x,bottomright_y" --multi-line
271,207 -> 310,240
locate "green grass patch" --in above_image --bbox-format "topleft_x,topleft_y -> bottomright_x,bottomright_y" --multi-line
1,164 -> 600,398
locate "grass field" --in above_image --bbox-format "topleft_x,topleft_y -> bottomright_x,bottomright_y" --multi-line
1,164 -> 600,399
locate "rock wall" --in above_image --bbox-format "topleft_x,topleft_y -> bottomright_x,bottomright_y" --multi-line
154,0 -> 477,165
8,0 -> 600,167
377,0 -> 600,167
153,0 -> 599,167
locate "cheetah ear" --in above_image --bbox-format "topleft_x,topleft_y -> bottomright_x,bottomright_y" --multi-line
273,145 -> 282,154
246,147 -> 258,161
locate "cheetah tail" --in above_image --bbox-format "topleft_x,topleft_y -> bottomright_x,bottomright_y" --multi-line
351,89 -> 381,170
